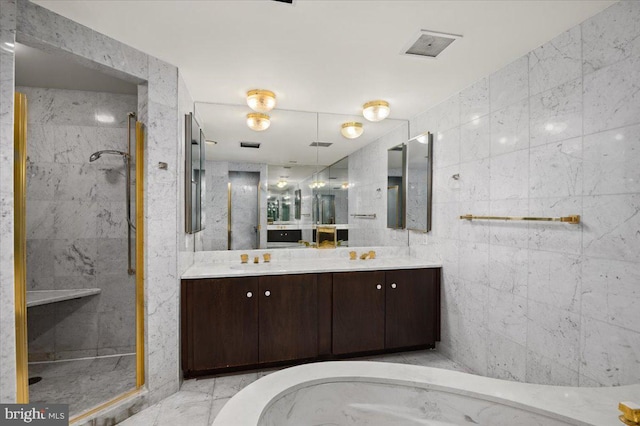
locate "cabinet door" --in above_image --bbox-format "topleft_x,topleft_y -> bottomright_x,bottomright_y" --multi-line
259,274 -> 318,363
332,271 -> 385,354
187,278 -> 259,371
385,269 -> 438,349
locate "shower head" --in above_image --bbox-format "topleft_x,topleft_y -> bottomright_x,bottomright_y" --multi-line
89,150 -> 129,162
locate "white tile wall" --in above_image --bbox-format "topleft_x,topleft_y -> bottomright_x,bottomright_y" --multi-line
409,1 -> 640,386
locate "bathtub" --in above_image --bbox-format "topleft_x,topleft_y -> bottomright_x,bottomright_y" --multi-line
212,361 -> 639,426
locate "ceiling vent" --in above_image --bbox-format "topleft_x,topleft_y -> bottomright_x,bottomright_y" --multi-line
402,30 -> 461,59
309,142 -> 333,148
240,141 -> 261,149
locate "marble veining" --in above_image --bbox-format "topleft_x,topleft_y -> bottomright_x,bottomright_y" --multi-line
583,53 -> 640,135
529,78 -> 582,147
582,0 -> 640,75
213,361 -> 639,426
529,26 -> 582,96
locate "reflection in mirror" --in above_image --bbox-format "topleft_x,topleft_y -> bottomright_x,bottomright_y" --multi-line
194,101 -> 408,251
185,112 -> 205,233
312,156 -> 349,245
387,144 -> 406,229
406,132 -> 433,232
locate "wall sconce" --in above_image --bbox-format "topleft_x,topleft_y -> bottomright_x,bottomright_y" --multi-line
247,113 -> 270,131
341,122 -> 364,139
362,100 -> 390,122
246,89 -> 276,113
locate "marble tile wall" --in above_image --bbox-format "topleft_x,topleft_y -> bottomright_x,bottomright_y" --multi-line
407,0 -> 640,387
201,161 -> 267,251
1,0 -> 181,416
348,123 -> 410,247
0,0 -> 17,404
20,86 -> 137,361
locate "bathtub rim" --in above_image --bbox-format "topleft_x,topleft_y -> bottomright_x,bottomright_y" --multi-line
211,360 -> 639,426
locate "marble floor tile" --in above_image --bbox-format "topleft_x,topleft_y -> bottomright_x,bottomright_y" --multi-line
123,350 -> 468,426
28,354 -> 136,417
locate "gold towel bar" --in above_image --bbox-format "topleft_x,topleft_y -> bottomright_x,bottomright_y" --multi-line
460,214 -> 580,224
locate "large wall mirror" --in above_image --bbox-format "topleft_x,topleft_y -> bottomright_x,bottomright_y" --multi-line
185,112 -> 205,234
406,131 -> 433,232
192,101 -> 411,250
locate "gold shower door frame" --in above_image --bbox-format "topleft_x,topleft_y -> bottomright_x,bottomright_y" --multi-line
13,93 -> 147,421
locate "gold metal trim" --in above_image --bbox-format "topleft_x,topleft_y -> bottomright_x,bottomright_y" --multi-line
341,121 -> 363,129
227,182 -> 232,249
14,92 -> 29,403
246,89 -> 275,98
70,388 -> 141,424
135,121 -> 145,389
363,100 -> 389,109
459,214 -> 580,224
619,402 -> 640,425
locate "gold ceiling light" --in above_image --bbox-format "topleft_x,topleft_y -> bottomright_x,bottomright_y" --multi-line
247,89 -> 276,113
276,180 -> 288,188
246,113 -> 270,131
362,100 -> 390,122
341,122 -> 364,139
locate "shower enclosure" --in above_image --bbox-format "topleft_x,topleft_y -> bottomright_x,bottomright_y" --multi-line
15,84 -> 145,419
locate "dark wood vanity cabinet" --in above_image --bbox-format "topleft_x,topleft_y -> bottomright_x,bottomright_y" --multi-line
182,277 -> 259,372
332,268 -> 440,355
182,268 -> 440,377
182,274 -> 318,376
332,271 -> 386,354
258,274 -> 318,363
385,268 -> 440,349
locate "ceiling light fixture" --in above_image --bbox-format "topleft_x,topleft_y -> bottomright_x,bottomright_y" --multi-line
341,122 -> 364,139
246,113 -> 270,131
362,100 -> 390,122
276,180 -> 288,188
246,89 -> 276,113
309,180 -> 326,189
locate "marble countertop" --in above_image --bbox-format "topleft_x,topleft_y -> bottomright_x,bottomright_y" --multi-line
212,361 -> 640,426
182,257 -> 441,279
27,288 -> 101,308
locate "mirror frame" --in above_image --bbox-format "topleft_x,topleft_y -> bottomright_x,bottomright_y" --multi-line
406,131 -> 433,232
185,112 -> 205,234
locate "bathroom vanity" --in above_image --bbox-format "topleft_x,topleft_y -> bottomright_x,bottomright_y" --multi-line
180,258 -> 441,377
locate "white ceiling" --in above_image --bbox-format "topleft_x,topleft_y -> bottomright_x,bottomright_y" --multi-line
29,0 -> 614,170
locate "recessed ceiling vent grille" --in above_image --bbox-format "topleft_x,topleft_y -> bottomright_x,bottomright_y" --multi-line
309,142 -> 333,148
240,141 -> 261,149
403,30 -> 461,58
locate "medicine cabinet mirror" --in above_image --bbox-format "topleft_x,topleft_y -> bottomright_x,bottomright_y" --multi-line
185,112 -> 206,233
387,143 -> 406,229
406,131 -> 433,232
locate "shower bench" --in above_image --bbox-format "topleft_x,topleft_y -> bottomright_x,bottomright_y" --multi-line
26,288 -> 101,308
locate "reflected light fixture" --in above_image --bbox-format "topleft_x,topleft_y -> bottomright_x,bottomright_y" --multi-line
247,89 -> 276,113
246,113 -> 270,131
341,122 -> 364,139
276,180 -> 288,188
309,181 -> 326,189
362,100 -> 390,122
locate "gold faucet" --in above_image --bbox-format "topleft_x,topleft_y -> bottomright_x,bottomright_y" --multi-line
359,252 -> 369,260
620,402 -> 640,425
